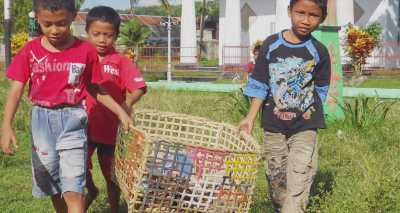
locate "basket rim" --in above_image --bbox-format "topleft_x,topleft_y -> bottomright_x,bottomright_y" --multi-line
134,109 -> 262,154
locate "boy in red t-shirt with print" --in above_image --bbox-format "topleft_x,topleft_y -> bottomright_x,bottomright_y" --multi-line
0,1 -> 132,213
84,6 -> 147,212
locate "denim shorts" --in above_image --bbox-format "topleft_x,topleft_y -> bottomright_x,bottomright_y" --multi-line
30,105 -> 88,197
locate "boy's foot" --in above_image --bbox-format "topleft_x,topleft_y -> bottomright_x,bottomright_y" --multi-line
85,187 -> 99,210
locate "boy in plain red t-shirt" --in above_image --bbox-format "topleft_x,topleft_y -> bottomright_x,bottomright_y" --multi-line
84,6 -> 147,212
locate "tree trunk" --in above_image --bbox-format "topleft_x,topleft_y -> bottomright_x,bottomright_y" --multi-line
348,60 -> 367,86
199,0 -> 207,59
130,0 -> 136,15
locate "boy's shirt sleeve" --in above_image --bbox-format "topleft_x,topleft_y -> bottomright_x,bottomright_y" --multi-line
242,40 -> 270,100
314,47 -> 331,103
6,44 -> 31,83
120,56 -> 147,92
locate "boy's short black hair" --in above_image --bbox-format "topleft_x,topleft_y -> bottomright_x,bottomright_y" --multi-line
289,0 -> 328,23
86,6 -> 121,37
33,0 -> 77,15
253,44 -> 261,54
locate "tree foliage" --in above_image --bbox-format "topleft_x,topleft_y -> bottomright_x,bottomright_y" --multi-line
0,0 -> 33,35
118,18 -> 152,48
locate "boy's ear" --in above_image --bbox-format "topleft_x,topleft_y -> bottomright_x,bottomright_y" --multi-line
287,6 -> 292,19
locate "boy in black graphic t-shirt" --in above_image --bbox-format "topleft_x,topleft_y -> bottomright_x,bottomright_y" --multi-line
237,0 -> 331,212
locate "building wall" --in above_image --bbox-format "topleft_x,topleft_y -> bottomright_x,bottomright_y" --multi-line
71,23 -> 87,38
219,0 -> 277,64
243,0 -> 276,47
219,0 -> 400,68
356,0 -> 400,68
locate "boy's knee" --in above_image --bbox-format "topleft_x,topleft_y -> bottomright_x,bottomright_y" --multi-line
63,191 -> 85,203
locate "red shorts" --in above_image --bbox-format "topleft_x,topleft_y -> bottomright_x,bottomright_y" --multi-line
87,141 -> 116,181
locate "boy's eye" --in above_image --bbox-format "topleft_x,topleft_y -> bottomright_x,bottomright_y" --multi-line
56,22 -> 68,27
40,22 -> 51,27
310,13 -> 321,18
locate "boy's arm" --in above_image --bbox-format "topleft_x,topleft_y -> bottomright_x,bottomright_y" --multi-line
87,84 -> 133,131
315,47 -> 331,103
119,56 -> 147,115
238,39 -> 270,134
237,98 -> 263,134
124,89 -> 146,115
86,46 -> 133,130
1,81 -> 25,155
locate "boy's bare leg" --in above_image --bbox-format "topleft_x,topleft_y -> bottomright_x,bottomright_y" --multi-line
51,194 -> 67,213
63,191 -> 85,213
106,181 -> 120,213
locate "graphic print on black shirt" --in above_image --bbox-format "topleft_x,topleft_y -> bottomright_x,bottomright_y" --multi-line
245,31 -> 331,134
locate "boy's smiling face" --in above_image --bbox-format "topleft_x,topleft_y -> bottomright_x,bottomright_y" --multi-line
87,21 -> 116,57
289,0 -> 323,39
36,8 -> 75,48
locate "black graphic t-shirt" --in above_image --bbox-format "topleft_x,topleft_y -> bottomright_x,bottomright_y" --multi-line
243,31 -> 331,135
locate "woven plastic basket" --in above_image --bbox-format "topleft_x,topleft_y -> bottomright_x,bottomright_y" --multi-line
115,110 -> 260,213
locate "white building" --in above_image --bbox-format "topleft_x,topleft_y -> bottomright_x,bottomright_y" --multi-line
180,0 -> 400,68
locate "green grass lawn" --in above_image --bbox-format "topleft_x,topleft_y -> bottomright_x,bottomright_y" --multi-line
359,76 -> 400,89
0,77 -> 400,212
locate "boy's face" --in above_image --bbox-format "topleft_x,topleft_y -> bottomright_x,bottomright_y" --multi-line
36,8 -> 75,47
254,50 -> 260,59
87,21 -> 116,56
288,0 -> 322,38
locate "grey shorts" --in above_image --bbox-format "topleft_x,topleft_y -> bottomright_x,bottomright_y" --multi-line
30,105 -> 88,197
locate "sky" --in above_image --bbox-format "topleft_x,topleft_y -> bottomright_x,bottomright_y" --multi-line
81,0 -> 181,10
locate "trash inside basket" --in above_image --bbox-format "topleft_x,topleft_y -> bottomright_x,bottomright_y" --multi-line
115,110 -> 260,213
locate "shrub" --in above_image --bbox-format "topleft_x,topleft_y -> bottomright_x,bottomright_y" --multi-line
11,32 -> 28,57
344,23 -> 382,75
340,96 -> 395,130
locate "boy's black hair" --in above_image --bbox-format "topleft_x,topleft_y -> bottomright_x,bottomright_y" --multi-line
85,6 -> 121,37
33,0 -> 77,15
289,0 -> 328,22
253,44 -> 261,54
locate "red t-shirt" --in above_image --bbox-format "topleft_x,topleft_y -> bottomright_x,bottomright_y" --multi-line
6,37 -> 101,107
87,50 -> 146,145
247,62 -> 255,73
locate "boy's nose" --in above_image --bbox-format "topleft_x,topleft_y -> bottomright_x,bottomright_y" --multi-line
50,26 -> 60,35
301,17 -> 311,25
99,35 -> 107,43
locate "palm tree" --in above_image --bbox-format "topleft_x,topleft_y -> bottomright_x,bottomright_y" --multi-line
197,0 -> 219,58
199,0 -> 207,58
129,0 -> 139,15
75,0 -> 85,10
159,0 -> 171,15
118,18 -> 152,60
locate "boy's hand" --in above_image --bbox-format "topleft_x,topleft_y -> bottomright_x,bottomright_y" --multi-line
1,125 -> 18,155
118,111 -> 133,132
237,116 -> 255,135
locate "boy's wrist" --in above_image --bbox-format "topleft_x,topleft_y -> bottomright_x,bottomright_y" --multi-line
246,112 -> 257,121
